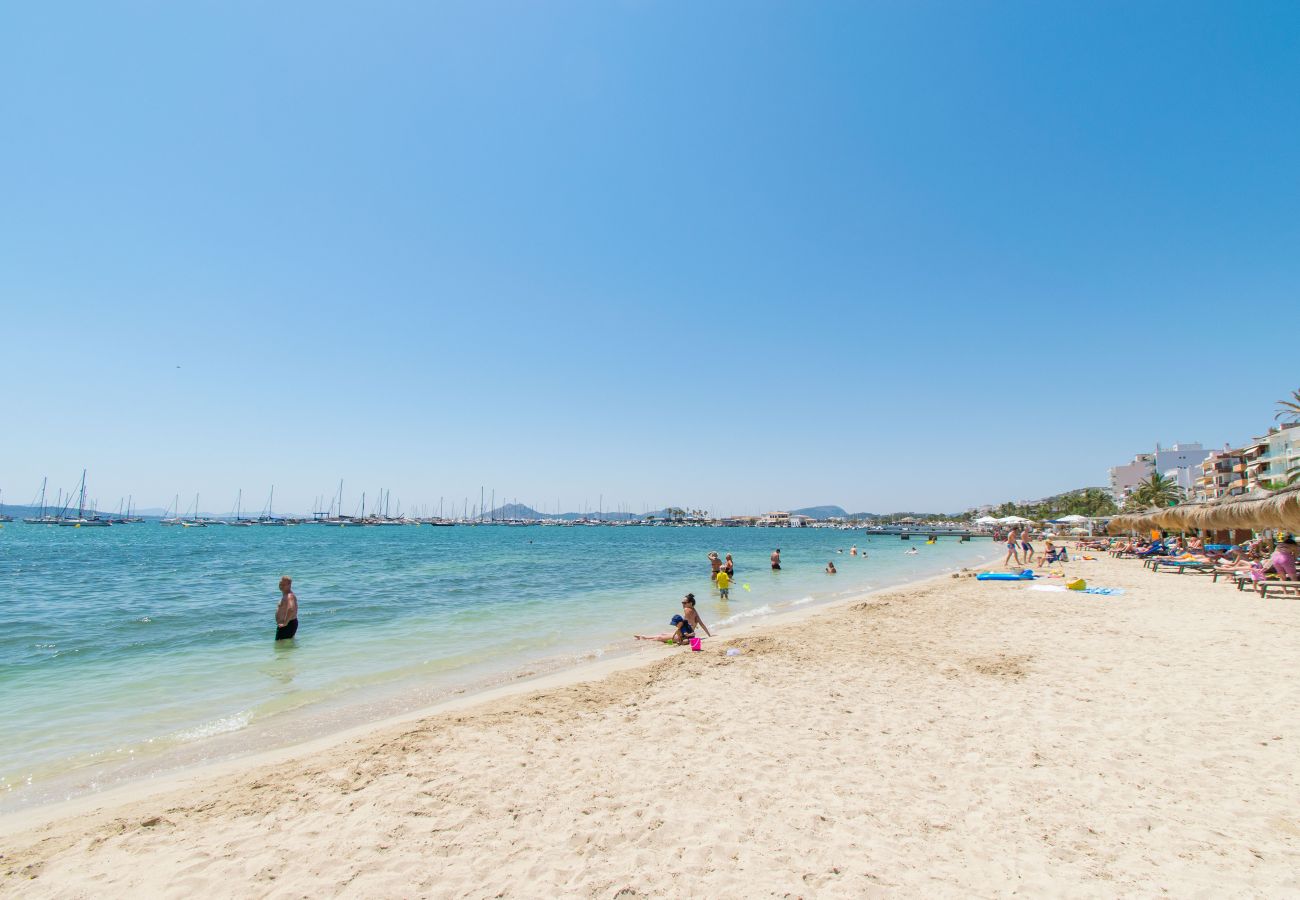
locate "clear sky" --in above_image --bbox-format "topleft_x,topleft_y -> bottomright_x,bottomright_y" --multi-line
3,1 -> 1297,516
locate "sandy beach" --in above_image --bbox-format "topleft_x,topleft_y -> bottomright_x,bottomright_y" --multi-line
3,551 -> 1299,897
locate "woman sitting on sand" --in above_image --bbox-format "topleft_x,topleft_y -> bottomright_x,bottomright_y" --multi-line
634,596 -> 712,645
634,615 -> 695,645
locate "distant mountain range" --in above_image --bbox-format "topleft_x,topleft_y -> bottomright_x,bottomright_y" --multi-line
486,503 -> 661,522
0,500 -> 965,523
789,505 -> 851,519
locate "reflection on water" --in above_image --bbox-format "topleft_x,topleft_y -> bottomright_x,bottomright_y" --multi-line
264,641 -> 299,685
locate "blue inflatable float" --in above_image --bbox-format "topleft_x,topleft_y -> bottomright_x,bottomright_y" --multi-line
976,570 -> 1035,581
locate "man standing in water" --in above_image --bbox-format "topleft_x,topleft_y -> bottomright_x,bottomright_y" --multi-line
275,576 -> 299,641
770,548 -> 781,570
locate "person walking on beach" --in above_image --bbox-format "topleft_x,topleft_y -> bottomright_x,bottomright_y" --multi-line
1021,529 -> 1035,563
1004,529 -> 1022,567
275,576 -> 298,641
1272,533 -> 1298,581
716,567 -> 732,600
770,548 -> 781,570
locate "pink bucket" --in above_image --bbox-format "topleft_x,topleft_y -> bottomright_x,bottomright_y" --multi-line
690,638 -> 702,651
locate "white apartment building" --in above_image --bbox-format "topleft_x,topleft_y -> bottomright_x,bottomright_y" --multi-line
1244,423 -> 1300,491
1109,454 -> 1154,499
1109,442 -> 1210,501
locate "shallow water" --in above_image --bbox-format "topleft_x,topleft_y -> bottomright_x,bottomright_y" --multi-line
0,523 -> 995,811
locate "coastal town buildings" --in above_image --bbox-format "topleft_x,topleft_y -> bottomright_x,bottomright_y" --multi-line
1194,448 -> 1247,501
1109,443 -> 1210,501
1109,454 -> 1154,500
1244,423 -> 1300,491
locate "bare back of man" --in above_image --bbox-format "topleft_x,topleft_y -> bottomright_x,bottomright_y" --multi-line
275,576 -> 299,641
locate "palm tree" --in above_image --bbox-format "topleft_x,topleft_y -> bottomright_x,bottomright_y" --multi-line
1129,472 -> 1183,509
1276,389 -> 1300,484
1276,388 -> 1300,423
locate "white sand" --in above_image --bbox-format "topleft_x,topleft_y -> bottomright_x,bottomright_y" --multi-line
3,553 -> 1299,897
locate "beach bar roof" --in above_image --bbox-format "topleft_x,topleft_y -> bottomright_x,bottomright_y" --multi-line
1107,485 -> 1300,534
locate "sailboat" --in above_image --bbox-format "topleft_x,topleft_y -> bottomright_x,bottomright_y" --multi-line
255,485 -> 288,525
228,489 -> 254,526
160,494 -> 183,526
108,497 -> 143,524
314,480 -> 358,526
57,470 -> 112,526
0,489 -> 12,523
22,478 -> 60,524
182,493 -> 208,527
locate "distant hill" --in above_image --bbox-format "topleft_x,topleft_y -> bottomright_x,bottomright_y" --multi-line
486,503 -> 651,522
789,505 -> 851,520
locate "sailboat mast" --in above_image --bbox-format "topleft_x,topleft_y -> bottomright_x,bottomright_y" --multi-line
79,470 -> 87,519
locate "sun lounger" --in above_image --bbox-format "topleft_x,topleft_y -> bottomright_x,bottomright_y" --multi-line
1211,569 -> 1254,585
1254,580 -> 1300,599
1151,559 -> 1214,574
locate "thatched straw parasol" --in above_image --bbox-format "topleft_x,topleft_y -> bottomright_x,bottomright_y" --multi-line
1108,485 -> 1300,535
1107,510 -> 1162,534
1186,485 -> 1300,531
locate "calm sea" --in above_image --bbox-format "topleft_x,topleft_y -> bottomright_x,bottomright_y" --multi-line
0,523 -> 995,812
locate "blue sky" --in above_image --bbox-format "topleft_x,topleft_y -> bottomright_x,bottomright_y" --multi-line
3,1 -> 1297,515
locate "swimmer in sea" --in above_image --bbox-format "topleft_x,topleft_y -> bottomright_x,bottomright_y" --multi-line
771,548 -> 781,570
826,561 -> 837,574
274,576 -> 298,641
905,548 -> 918,556
850,545 -> 857,557
708,551 -> 722,581
724,553 -> 734,577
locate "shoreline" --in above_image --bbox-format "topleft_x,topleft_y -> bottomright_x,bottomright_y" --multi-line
0,554 -> 998,838
7,550 -> 1299,895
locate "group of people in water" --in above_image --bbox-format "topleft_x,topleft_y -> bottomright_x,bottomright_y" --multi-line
636,543 -> 911,645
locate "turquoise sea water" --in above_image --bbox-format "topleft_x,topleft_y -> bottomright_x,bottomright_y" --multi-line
0,523 -> 996,811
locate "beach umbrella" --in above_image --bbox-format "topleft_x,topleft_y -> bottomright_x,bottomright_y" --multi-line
998,515 -> 1031,524
1187,485 -> 1300,532
974,515 -> 999,525
1057,514 -> 1089,523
